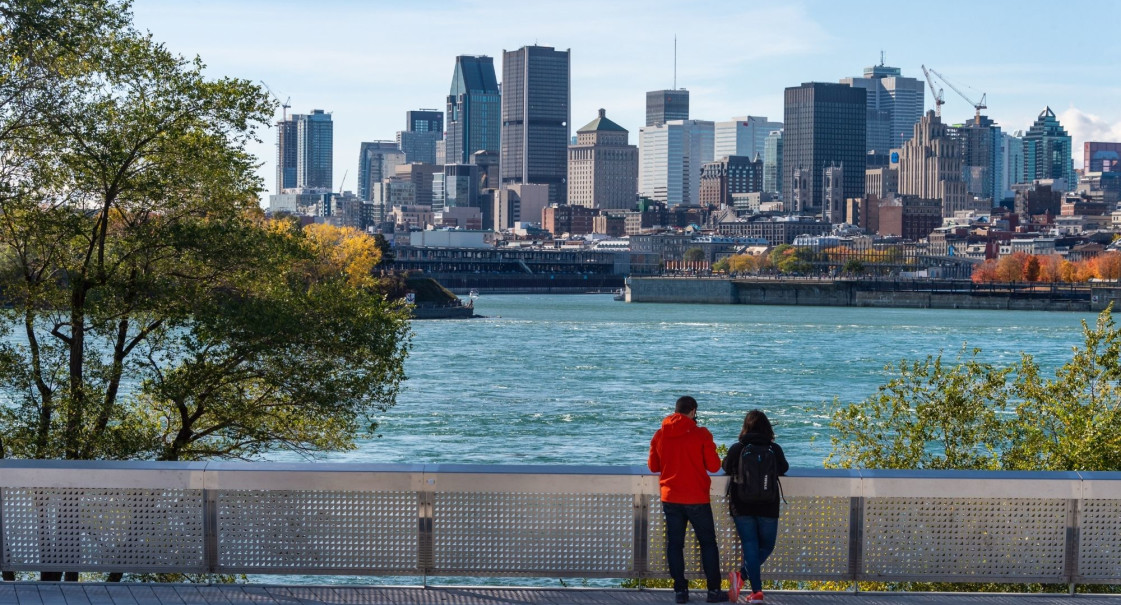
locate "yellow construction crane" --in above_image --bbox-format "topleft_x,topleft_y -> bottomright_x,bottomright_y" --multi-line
920,65 -> 945,118
928,68 -> 987,124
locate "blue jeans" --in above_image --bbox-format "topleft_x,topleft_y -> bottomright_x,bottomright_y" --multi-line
662,502 -> 721,592
733,515 -> 778,593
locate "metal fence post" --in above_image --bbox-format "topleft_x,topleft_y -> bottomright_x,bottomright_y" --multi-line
848,496 -> 864,589
417,489 -> 435,584
633,494 -> 649,578
203,488 -> 218,574
1065,498 -> 1081,594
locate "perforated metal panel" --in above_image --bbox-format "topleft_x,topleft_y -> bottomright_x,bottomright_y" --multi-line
1,488 -> 204,572
646,496 -> 850,581
862,497 -> 1068,581
432,492 -> 633,576
216,490 -> 417,573
1077,499 -> 1121,582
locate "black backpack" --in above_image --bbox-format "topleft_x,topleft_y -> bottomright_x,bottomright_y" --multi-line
732,442 -> 782,503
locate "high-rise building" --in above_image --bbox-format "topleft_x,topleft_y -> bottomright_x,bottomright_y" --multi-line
357,141 -> 404,202
277,109 -> 333,191
646,89 -> 689,126
782,82 -> 866,214
1084,142 -> 1121,173
275,118 -> 298,192
897,110 -> 968,217
955,115 -> 1003,205
397,131 -> 440,165
714,116 -> 782,160
407,110 -> 443,135
639,119 -> 715,207
443,164 -> 480,210
500,45 -> 571,204
1001,132 -> 1025,202
446,56 -> 500,165
763,130 -> 783,195
840,62 -> 924,158
698,155 -> 763,208
567,109 -> 638,210
1023,107 -> 1074,189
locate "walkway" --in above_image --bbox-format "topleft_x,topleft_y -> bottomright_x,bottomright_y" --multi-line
0,585 -> 1114,605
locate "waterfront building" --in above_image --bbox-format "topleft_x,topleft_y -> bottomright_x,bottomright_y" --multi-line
763,130 -> 783,195
543,204 -> 597,236
1023,107 -> 1074,190
276,110 -> 333,192
699,155 -> 763,208
639,119 -> 715,207
357,141 -> 405,202
714,116 -> 782,160
495,183 -> 549,231
1085,142 -> 1121,173
898,110 -> 968,217
956,115 -> 1003,206
839,61 -> 924,158
500,45 -> 571,204
715,215 -> 831,244
1001,132 -> 1025,202
567,109 -> 638,210
646,89 -> 689,126
434,206 -> 483,230
446,55 -> 501,165
782,82 -> 866,215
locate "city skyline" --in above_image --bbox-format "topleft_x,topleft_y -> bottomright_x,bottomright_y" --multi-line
131,0 -> 1121,201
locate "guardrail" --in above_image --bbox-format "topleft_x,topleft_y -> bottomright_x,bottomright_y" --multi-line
1,461 -> 1119,587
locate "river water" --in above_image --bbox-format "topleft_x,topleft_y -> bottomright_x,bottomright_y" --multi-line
319,294 -> 1099,469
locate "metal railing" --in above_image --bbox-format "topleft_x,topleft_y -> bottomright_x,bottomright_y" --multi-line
1,461 -> 1119,587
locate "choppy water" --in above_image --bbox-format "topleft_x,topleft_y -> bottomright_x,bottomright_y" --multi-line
316,294 -> 1098,469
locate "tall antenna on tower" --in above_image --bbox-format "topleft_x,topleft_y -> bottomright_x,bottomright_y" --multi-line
674,35 -> 677,89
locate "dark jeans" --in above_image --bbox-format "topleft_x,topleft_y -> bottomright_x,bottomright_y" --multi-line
732,515 -> 778,593
662,502 -> 721,592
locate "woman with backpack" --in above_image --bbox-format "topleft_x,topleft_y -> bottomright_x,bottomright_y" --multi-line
721,410 -> 789,604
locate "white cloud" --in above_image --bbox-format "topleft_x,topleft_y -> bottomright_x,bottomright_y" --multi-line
1058,107 -> 1121,167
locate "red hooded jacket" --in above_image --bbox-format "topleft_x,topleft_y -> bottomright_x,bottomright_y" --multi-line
648,413 -> 721,504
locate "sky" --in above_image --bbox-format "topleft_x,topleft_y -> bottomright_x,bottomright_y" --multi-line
131,0 -> 1121,202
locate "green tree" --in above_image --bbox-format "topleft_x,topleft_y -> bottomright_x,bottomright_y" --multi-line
0,1 -> 411,465
683,247 -> 705,262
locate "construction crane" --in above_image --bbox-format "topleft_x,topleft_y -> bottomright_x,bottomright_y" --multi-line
920,65 -> 945,118
259,80 -> 291,121
339,169 -> 348,194
928,68 -> 987,124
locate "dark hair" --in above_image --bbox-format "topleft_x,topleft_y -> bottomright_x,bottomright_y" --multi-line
740,409 -> 774,440
674,396 -> 698,415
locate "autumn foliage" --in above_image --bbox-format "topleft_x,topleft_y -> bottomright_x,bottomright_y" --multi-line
971,251 -> 1121,283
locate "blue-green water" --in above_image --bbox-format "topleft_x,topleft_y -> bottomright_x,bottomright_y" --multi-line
324,295 -> 1098,469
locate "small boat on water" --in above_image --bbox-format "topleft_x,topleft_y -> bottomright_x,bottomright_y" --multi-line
469,288 -> 480,300
613,288 -> 625,301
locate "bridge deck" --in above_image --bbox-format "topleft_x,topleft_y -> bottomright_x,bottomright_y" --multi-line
0,584 -> 1109,605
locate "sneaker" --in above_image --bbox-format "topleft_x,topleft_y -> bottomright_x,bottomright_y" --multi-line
727,571 -> 743,602
706,590 -> 727,603
675,591 -> 689,604
747,592 -> 764,603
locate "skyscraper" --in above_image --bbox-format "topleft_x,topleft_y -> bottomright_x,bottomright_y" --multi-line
1023,107 -> 1074,189
955,115 -> 1003,205
500,45 -> 571,204
713,116 -> 783,160
782,82 -> 866,214
763,130 -> 783,195
840,62 -> 924,158
407,110 -> 443,135
638,119 -> 715,206
1085,142 -> 1121,173
397,109 -> 444,165
446,56 -> 500,165
646,89 -> 689,126
1001,132 -> 1025,201
897,110 -> 967,217
567,109 -> 638,210
277,109 -> 333,191
357,141 -> 404,202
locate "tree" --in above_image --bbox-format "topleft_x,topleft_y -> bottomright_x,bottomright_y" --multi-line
1024,256 -> 1041,282
683,247 -> 705,262
829,306 -> 1121,472
0,1 -> 411,465
1095,252 -> 1121,281
994,252 -> 1029,282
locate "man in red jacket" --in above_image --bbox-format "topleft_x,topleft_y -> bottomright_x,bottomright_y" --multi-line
648,396 -> 725,604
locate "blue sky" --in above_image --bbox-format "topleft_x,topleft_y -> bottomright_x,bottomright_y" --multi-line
132,0 -> 1121,200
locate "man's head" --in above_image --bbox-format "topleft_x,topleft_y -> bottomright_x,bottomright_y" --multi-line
674,396 -> 698,416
